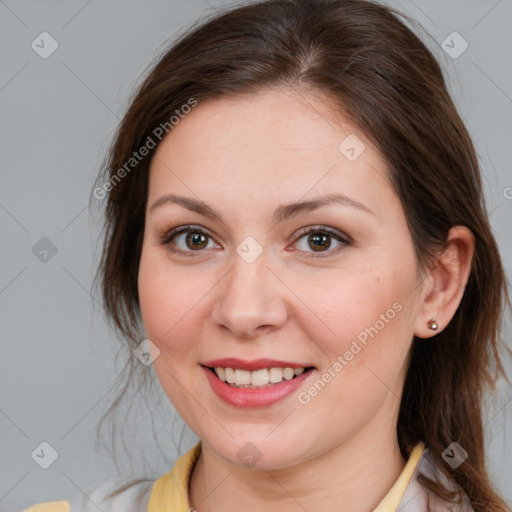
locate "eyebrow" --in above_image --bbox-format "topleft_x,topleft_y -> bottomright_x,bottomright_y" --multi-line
149,192 -> 374,224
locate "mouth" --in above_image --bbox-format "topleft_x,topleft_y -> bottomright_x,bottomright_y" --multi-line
202,365 -> 316,389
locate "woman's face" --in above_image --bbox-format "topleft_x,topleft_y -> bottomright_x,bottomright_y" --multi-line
138,88 -> 425,468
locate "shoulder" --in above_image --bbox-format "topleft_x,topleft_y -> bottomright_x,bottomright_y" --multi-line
398,447 -> 476,512
20,478 -> 156,512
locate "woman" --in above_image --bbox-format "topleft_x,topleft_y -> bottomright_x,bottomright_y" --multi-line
22,0 -> 511,510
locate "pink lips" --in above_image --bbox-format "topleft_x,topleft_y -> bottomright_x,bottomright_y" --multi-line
201,358 -> 315,408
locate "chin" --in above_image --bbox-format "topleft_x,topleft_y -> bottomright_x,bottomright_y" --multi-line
202,432 -> 314,471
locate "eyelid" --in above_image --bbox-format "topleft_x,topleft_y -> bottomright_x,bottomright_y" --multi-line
290,225 -> 351,259
160,224 -> 351,258
292,225 -> 352,245
159,224 -> 210,244
159,224 -> 216,257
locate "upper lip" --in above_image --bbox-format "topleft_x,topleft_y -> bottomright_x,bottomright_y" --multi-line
202,358 -> 314,371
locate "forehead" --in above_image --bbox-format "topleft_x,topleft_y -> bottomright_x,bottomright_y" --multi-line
147,88 -> 392,215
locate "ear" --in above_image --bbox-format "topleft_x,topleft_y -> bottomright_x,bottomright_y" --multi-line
414,226 -> 475,339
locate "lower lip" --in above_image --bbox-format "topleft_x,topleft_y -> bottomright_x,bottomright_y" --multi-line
202,366 -> 315,408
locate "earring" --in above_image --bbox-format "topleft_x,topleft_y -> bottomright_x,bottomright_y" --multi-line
427,318 -> 438,331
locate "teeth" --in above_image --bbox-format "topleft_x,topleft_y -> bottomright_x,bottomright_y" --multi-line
283,368 -> 295,380
216,367 -> 225,381
213,366 -> 309,388
234,369 -> 251,385
269,367 -> 283,383
252,369 -> 270,386
225,367 -> 235,384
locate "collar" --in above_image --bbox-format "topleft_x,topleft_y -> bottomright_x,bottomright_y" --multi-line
147,441 -> 426,512
373,441 -> 426,511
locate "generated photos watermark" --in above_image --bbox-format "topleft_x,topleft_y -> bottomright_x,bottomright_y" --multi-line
93,97 -> 198,200
297,301 -> 403,404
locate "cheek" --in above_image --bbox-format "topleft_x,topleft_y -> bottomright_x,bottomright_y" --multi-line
138,247 -> 186,346
138,249 -> 167,338
295,276 -> 414,423
299,270 -> 401,340
295,254 -> 417,378
138,246 -> 213,361
137,248 -> 204,409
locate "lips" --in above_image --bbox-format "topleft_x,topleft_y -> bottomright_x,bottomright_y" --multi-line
201,358 -> 316,407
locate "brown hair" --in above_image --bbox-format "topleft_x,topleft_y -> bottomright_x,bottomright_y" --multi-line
90,0 -> 511,509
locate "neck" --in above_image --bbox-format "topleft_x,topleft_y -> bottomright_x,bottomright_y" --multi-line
189,420 -> 407,512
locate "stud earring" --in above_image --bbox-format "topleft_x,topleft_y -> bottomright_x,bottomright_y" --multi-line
427,318 -> 438,331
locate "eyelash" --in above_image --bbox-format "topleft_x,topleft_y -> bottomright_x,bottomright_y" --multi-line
159,224 -> 351,259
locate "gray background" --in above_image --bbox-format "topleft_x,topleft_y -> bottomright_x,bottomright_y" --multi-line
1,0 -> 511,510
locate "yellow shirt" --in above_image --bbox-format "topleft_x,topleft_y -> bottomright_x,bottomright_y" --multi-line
22,441 -> 426,512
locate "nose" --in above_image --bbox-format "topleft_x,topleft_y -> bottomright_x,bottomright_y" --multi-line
211,248 -> 288,340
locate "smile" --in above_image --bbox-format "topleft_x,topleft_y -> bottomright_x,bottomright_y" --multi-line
208,366 -> 314,388
201,364 -> 316,408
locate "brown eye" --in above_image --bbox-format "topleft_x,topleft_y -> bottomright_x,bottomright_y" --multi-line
184,231 -> 209,250
293,226 -> 350,258
160,225 -> 216,257
307,232 -> 332,252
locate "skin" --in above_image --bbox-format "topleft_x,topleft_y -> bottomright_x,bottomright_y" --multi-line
137,87 -> 474,512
